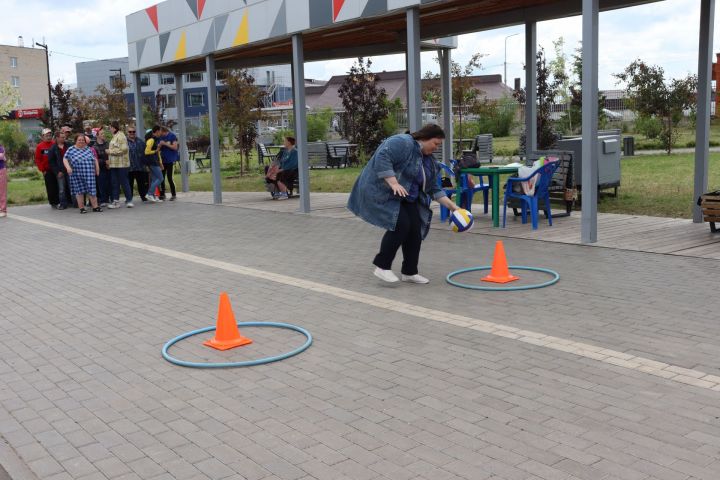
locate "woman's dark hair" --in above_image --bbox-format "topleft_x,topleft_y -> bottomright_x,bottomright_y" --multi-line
74,133 -> 87,143
110,121 -> 120,132
410,124 -> 445,141
145,131 -> 154,141
151,125 -> 161,133
285,136 -> 296,145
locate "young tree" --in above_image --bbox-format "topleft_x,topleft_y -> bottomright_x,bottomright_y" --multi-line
451,53 -> 486,139
218,69 -> 265,175
82,77 -> 133,127
337,57 -> 389,157
514,47 -> 566,150
0,81 -> 20,118
615,59 -> 697,154
39,81 -> 84,132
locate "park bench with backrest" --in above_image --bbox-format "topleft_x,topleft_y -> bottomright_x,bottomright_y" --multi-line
257,143 -> 278,165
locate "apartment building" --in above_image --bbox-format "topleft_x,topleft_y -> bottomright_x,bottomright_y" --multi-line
0,40 -> 49,113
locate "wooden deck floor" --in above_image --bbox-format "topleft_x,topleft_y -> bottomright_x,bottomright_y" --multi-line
178,191 -> 720,260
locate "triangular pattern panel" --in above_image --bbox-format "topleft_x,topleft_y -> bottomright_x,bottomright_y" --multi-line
157,0 -> 198,33
360,0 -> 388,17
137,35 -> 162,70
334,0 -> 360,23
286,0 -> 310,34
126,9 -> 160,43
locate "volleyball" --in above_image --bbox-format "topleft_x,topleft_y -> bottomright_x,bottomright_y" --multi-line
450,209 -> 474,232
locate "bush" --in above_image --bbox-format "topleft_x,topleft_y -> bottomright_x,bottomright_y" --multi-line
475,96 -> 517,137
635,115 -> 662,139
0,120 -> 31,165
306,108 -> 333,142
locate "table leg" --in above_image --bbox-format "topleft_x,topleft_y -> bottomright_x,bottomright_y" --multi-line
455,178 -> 461,208
491,173 -> 500,227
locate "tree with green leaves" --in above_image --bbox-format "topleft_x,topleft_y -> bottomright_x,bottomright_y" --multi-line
0,81 -> 20,118
39,81 -> 83,132
82,77 -> 133,127
218,69 -> 265,174
514,47 -> 566,150
615,59 -> 697,154
337,57 -> 389,157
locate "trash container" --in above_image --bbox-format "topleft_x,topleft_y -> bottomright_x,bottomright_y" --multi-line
623,136 -> 635,157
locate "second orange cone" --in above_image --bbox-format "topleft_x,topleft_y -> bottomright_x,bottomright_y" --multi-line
481,240 -> 520,284
203,292 -> 253,350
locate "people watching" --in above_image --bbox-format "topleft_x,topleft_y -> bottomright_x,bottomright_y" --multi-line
126,126 -> 148,202
93,127 -> 110,207
272,136 -> 298,200
144,126 -> 164,203
106,121 -> 133,208
157,126 -> 178,201
63,133 -> 102,214
47,131 -> 71,210
35,128 -> 59,208
0,144 -> 6,218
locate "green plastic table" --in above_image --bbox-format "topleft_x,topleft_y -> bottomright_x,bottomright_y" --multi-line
456,165 -> 519,227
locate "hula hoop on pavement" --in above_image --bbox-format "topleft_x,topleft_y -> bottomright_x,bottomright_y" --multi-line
162,322 -> 313,368
446,266 -> 560,291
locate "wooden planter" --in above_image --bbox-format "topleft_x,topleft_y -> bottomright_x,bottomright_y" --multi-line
700,192 -> 720,233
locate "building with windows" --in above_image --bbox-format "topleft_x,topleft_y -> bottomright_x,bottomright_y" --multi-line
0,40 -> 50,130
75,57 -> 293,124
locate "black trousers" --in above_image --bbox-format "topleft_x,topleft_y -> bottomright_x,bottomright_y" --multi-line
43,171 -> 59,206
160,164 -> 176,198
373,200 -> 422,276
128,171 -> 149,199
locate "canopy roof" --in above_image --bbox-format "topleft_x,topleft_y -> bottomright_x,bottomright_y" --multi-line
127,0 -> 660,73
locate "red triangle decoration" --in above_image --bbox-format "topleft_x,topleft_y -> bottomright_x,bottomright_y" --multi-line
333,0 -> 345,22
198,0 -> 206,19
146,5 -> 159,32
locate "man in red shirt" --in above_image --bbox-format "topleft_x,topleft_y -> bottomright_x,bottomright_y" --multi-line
35,128 -> 59,207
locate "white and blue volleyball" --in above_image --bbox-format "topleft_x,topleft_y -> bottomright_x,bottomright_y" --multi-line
450,209 -> 474,232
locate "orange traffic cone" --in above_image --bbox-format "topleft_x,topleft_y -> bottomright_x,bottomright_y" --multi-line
203,292 -> 253,350
481,241 -> 520,284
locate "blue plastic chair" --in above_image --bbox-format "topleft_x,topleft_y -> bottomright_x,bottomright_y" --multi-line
502,161 -> 560,229
437,161 -> 491,221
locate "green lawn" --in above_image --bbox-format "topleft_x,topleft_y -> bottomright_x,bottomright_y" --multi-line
7,152 -> 720,219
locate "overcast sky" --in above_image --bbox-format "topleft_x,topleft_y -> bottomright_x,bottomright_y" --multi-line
1,0 -> 717,91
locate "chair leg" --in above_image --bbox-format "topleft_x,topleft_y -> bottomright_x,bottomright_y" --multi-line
483,190 -> 489,214
521,202 -> 527,224
530,198 -> 538,230
502,199 -> 507,227
545,195 -> 553,226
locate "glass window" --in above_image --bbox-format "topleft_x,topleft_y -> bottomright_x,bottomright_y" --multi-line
164,94 -> 176,108
187,92 -> 204,107
140,74 -> 151,87
109,75 -> 126,88
185,72 -> 203,83
11,76 -> 19,87
10,57 -> 17,68
216,70 -> 227,81
159,74 -> 174,85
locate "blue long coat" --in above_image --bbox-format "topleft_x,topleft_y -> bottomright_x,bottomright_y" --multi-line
347,134 -> 446,240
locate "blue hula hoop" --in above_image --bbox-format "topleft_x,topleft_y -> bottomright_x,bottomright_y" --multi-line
446,266 -> 560,291
162,322 -> 313,368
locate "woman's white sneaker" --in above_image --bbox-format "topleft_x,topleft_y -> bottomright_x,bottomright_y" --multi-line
374,267 -> 399,283
401,274 -> 429,284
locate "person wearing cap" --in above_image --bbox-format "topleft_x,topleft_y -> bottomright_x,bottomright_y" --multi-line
126,125 -> 148,201
35,128 -> 59,208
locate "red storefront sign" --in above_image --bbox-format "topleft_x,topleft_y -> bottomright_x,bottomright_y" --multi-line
15,108 -> 45,119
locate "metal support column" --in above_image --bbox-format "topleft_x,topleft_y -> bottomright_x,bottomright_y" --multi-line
292,34 -> 310,213
132,72 -> 144,137
694,0 -> 715,222
174,73 -> 189,193
525,22 -> 537,153
581,0 -> 599,243
406,7 -> 422,132
439,48 -> 453,163
205,55 -> 222,204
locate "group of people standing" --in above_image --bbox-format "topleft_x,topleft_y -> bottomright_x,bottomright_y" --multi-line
33,123 -> 180,213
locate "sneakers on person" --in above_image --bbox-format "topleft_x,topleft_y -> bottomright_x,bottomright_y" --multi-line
125,201 -> 134,208
0,212 -> 6,218
374,267 -> 399,283
276,192 -> 289,200
401,274 -> 430,284
170,196 -> 177,201
107,202 -> 118,209
147,195 -> 157,203
100,202 -> 108,207
92,207 -> 103,212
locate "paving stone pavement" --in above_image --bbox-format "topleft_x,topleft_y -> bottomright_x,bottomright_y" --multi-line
0,200 -> 719,480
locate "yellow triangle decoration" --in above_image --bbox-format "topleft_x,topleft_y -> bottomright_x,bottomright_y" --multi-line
233,11 -> 249,46
174,31 -> 187,60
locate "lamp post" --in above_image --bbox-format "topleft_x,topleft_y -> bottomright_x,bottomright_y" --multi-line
35,42 -> 53,128
504,32 -> 520,86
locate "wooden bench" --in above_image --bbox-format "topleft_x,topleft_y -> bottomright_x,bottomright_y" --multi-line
700,191 -> 720,232
325,143 -> 347,168
193,147 -> 211,170
257,143 -> 279,165
307,142 -> 329,169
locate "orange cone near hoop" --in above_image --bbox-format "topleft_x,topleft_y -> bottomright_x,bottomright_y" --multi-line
481,241 -> 520,284
203,292 -> 253,350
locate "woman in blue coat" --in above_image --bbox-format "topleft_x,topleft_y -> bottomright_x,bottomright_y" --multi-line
347,125 -> 459,284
